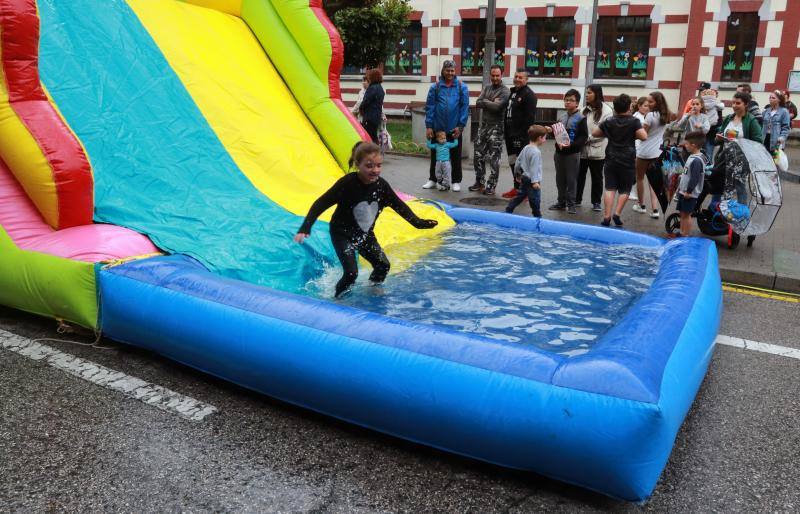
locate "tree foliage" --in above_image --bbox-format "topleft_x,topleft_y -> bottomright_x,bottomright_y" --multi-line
329,0 -> 412,69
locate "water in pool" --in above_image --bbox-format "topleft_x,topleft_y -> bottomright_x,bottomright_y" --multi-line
306,223 -> 660,356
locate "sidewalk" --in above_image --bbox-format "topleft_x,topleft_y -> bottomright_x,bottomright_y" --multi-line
383,145 -> 800,293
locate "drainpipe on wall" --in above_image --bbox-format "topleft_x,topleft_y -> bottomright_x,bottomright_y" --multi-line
584,0 -> 600,87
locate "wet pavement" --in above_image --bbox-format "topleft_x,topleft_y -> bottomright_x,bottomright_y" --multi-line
1,288 -> 799,511
382,146 -> 800,292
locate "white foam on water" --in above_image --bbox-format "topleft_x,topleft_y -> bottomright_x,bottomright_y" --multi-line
479,314 -> 536,330
546,268 -> 586,280
585,317 -> 612,324
525,254 -> 553,266
516,274 -> 548,285
559,331 -> 597,341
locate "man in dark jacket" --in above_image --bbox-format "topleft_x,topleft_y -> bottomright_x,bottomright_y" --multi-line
423,60 -> 470,191
501,68 -> 538,198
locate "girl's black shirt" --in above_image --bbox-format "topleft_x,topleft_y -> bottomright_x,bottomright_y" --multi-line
298,173 -> 427,238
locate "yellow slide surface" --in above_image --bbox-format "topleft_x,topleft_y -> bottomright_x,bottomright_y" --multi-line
129,0 -> 453,262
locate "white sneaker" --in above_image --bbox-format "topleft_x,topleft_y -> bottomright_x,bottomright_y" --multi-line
650,210 -> 660,219
422,180 -> 436,189
632,203 -> 647,213
451,182 -> 461,192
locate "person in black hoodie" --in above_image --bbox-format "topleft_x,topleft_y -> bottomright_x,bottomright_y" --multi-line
547,89 -> 588,214
502,68 -> 538,198
360,69 -> 385,143
295,142 -> 438,298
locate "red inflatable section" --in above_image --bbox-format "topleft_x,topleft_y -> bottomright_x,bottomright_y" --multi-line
0,0 -> 93,229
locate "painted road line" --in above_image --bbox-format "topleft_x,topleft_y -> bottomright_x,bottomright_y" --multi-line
0,329 -> 217,421
722,284 -> 800,303
716,334 -> 800,360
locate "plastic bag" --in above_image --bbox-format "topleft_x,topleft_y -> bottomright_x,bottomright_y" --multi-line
378,127 -> 393,153
773,148 -> 788,172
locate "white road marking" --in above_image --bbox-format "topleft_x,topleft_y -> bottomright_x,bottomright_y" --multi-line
0,329 -> 218,421
716,334 -> 800,360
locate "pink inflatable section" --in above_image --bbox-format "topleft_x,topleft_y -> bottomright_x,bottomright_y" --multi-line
0,158 -> 158,262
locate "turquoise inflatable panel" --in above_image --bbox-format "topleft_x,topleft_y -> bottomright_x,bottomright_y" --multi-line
36,0 -> 336,292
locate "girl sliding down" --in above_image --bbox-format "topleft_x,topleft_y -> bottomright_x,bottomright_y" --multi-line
294,142 -> 438,298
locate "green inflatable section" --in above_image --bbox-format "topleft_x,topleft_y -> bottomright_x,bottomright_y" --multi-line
0,229 -> 98,329
242,0 -> 362,170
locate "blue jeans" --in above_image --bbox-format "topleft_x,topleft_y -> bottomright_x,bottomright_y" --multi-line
505,177 -> 541,217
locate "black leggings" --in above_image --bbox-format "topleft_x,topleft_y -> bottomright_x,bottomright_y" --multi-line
577,158 -> 604,205
331,231 -> 390,297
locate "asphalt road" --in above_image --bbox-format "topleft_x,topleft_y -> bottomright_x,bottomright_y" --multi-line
1,289 -> 798,512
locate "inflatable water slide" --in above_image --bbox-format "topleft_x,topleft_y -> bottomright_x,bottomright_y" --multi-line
0,0 -> 721,501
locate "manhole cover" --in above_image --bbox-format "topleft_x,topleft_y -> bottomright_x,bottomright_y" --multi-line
459,196 -> 507,207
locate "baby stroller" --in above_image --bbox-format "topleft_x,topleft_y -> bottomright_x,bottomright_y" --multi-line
664,139 -> 783,249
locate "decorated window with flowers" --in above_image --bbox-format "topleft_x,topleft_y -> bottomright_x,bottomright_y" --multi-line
384,21 -> 423,76
525,17 -> 576,77
595,16 -> 651,79
460,19 -> 506,76
721,13 -> 758,82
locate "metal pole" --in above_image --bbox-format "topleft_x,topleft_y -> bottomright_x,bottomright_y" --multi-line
584,0 -> 600,88
482,0 -> 496,89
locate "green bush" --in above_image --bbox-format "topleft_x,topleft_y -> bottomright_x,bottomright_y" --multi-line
334,0 -> 412,69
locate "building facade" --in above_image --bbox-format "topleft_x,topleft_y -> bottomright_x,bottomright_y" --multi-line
339,0 -> 800,126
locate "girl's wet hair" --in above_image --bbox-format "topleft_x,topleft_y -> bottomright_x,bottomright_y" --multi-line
348,141 -> 381,169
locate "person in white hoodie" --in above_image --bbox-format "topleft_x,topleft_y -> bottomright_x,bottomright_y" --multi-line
577,85 -> 613,212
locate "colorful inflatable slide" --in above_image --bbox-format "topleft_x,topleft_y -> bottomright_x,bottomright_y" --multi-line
0,0 -> 721,501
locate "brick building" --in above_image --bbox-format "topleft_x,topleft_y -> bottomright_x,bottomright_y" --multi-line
340,0 -> 800,126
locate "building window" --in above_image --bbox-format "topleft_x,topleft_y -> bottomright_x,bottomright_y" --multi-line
525,18 -> 575,78
722,13 -> 758,82
595,16 -> 651,79
342,64 -> 366,76
460,19 -> 506,76
384,21 -> 423,75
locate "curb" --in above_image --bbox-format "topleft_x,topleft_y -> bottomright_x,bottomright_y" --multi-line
778,169 -> 800,184
719,268 -> 800,293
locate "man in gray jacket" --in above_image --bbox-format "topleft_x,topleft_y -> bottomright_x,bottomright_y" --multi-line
469,65 -> 510,195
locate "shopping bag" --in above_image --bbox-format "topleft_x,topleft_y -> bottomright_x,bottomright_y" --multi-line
773,148 -> 788,172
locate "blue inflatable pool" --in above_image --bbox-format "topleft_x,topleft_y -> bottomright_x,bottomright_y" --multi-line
98,208 -> 721,501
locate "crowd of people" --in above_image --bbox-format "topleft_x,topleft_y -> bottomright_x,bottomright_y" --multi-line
419,61 -> 795,230
298,62 -> 793,297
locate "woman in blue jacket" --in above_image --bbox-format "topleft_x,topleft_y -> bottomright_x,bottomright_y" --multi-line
422,60 -> 470,191
360,68 -> 385,144
762,90 -> 791,153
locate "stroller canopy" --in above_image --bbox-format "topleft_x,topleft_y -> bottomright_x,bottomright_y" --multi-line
716,139 -> 782,236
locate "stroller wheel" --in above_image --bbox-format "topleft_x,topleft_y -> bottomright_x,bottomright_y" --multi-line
727,226 -> 740,249
665,213 -> 680,234
747,235 -> 756,247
